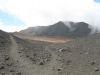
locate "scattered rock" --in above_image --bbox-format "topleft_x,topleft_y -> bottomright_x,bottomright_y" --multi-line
16,72 -> 21,75
20,65 -> 24,67
70,65 -> 74,68
85,52 -> 90,54
39,61 -> 44,65
52,67 -> 55,70
59,48 -> 71,52
26,55 -> 29,57
57,68 -> 63,71
59,49 -> 64,52
9,69 -> 15,72
94,67 -> 99,71
90,61 -> 95,65
1,72 -> 5,75
6,63 -> 13,66
66,60 -> 71,65
18,52 -> 21,53
0,65 -> 4,69
4,56 -> 10,60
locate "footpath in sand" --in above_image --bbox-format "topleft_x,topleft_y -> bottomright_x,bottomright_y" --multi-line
10,36 -> 61,75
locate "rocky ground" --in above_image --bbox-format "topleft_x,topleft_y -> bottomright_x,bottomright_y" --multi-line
0,30 -> 19,75
1,29 -> 100,75
11,35 -> 62,75
51,33 -> 100,75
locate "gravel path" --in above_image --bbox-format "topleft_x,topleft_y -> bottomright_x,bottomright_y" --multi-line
10,36 -> 60,75
10,36 -> 35,75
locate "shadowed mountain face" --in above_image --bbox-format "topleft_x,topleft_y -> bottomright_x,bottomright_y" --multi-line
67,22 -> 91,38
19,26 -> 48,35
19,21 -> 91,38
38,22 -> 70,37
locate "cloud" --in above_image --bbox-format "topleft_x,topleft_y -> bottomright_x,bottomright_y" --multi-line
0,26 -> 26,32
0,19 -> 3,27
0,0 -> 100,31
0,19 -> 26,32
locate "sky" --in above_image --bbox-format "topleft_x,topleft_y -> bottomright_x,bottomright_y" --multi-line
0,0 -> 100,32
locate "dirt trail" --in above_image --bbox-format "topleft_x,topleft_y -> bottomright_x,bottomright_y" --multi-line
10,36 -> 60,75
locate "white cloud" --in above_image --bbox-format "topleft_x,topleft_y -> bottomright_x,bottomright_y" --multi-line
0,19 -> 26,32
0,0 -> 100,31
0,25 -> 26,32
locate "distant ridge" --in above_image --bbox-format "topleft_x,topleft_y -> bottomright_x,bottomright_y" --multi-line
19,21 -> 91,38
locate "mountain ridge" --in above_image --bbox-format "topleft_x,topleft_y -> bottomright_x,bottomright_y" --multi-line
19,21 -> 91,38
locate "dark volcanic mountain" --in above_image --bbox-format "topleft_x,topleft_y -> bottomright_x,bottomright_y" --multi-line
67,22 -> 91,38
38,22 -> 70,37
19,21 -> 91,38
19,26 -> 48,35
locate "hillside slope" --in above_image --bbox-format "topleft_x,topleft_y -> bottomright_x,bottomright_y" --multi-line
51,33 -> 100,75
19,21 -> 91,38
0,30 -> 11,46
